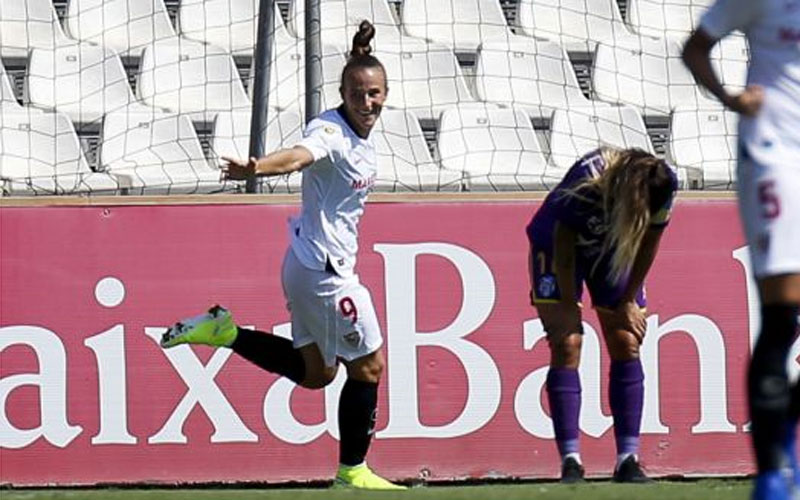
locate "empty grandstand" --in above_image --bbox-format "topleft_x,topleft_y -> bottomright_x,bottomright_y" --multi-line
0,0 -> 745,194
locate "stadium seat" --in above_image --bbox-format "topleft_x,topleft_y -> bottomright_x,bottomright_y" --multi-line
401,0 -> 512,53
64,0 -> 178,57
373,108 -> 462,191
247,38 -> 346,115
210,109 -> 303,192
0,109 -> 119,195
591,36 -> 708,116
373,38 -> 476,121
437,104 -> 550,191
547,104 -> 654,170
0,0 -> 76,58
137,39 -> 251,122
515,0 -> 634,53
0,62 -> 21,108
668,106 -> 737,190
288,0 -> 404,50
100,110 -> 229,194
179,0 -> 293,57
711,36 -> 749,94
474,35 -> 591,120
27,44 -> 138,124
625,0 -> 714,40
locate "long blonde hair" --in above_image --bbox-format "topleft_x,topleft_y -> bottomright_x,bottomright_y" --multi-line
567,147 -> 673,283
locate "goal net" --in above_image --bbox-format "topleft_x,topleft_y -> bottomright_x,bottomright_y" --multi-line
0,0 -> 745,196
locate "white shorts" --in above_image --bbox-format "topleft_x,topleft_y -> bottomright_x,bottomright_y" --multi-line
281,247 -> 383,367
737,151 -> 800,278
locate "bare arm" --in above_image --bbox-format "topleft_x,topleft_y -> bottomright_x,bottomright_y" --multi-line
222,146 -> 315,180
621,226 -> 665,304
682,28 -> 763,116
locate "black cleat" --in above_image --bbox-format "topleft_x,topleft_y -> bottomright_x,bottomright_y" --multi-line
560,456 -> 585,484
613,455 -> 652,483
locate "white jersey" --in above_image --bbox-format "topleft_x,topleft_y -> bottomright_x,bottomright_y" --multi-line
290,108 -> 377,278
701,0 -> 800,278
700,0 -> 800,161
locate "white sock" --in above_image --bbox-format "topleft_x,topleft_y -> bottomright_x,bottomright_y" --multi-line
563,452 -> 582,465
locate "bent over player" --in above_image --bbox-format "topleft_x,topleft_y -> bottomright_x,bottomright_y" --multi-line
526,147 -> 677,483
683,1 -> 800,498
159,21 -> 404,490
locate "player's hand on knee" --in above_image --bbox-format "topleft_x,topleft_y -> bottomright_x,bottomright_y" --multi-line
613,301 -> 647,343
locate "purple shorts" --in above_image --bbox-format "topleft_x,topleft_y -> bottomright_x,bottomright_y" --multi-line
526,215 -> 646,311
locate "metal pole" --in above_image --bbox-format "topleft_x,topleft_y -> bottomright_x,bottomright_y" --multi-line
246,0 -> 275,193
305,0 -> 323,123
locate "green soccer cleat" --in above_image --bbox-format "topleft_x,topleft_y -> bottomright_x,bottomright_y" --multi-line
333,463 -> 407,490
160,305 -> 237,349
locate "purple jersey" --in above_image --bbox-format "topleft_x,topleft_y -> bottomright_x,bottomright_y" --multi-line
526,149 -> 678,309
531,149 -> 677,254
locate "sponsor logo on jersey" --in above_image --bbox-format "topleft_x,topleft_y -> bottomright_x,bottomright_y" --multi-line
587,215 -> 607,235
351,174 -> 377,190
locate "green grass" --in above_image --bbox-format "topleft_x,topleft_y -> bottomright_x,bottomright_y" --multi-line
2,480 -> 750,500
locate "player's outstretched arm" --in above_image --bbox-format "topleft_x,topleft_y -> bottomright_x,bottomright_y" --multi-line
222,146 -> 315,180
682,29 -> 763,116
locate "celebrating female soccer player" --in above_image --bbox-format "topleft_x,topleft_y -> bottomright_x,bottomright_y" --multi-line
683,2 -> 800,498
526,147 -> 677,483
159,21 -> 403,491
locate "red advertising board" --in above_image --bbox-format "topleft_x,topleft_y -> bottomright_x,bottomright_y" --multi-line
0,199 -> 781,485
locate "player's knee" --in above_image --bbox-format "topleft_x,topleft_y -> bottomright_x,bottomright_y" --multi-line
606,331 -> 640,361
548,333 -> 583,368
749,332 -> 793,409
346,351 -> 384,383
301,366 -> 338,389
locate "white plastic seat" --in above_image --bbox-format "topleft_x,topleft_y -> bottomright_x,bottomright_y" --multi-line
0,109 -> 119,195
248,38 -> 346,114
374,38 -> 476,120
372,108 -> 461,191
626,0 -> 714,40
402,0 -> 511,53
179,0 -> 293,56
1,62 -> 20,108
65,0 -> 177,57
27,44 -> 137,124
0,0 -> 76,58
137,39 -> 251,122
437,104 -> 549,191
591,36 -> 706,115
101,110 -> 229,194
711,36 -> 748,94
210,109 -> 304,192
669,106 -> 738,189
288,0 -> 404,50
475,35 -> 590,120
515,0 -> 634,53
548,105 -> 653,170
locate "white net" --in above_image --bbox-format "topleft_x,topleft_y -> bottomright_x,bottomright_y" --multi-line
0,0 -> 746,196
